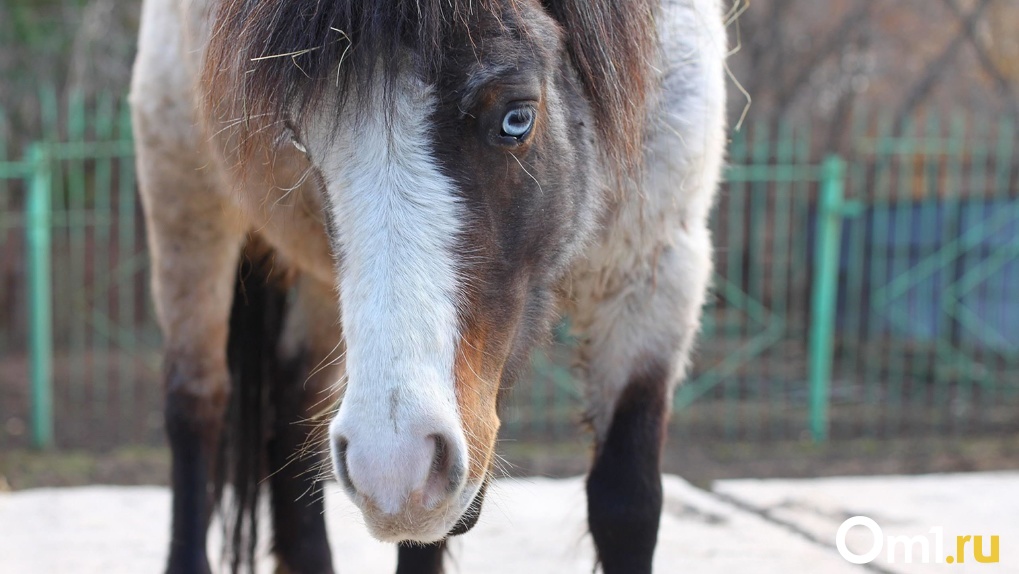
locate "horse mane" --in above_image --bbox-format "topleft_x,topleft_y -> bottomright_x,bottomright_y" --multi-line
541,0 -> 657,172
203,0 -> 656,173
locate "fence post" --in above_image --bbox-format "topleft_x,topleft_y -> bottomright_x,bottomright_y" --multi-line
27,144 -> 54,449
808,155 -> 846,443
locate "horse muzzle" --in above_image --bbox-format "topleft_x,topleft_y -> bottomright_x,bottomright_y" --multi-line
328,396 -> 483,542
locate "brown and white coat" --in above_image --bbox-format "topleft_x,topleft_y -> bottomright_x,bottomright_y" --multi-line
130,1 -> 727,572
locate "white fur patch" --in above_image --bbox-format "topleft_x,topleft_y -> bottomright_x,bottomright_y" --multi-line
567,0 -> 728,437
305,75 -> 469,522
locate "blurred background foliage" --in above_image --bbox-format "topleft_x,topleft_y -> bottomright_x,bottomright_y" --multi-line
0,0 -> 139,141
726,0 -> 1019,151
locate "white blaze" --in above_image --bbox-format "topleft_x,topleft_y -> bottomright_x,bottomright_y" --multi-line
307,75 -> 467,515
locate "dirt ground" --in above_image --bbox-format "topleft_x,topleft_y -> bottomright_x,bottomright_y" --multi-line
2,433 -> 1018,492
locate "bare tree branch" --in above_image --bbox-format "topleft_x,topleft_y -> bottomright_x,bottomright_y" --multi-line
773,0 -> 875,122
743,0 -> 794,104
938,0 -> 1019,118
893,0 -> 994,132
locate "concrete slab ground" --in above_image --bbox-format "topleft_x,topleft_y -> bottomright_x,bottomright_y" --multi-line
715,472 -> 1018,574
2,473 -> 1015,573
0,475 -> 860,574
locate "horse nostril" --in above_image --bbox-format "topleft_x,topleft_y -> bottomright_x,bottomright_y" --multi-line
430,434 -> 450,475
428,434 -> 463,495
332,435 -> 356,495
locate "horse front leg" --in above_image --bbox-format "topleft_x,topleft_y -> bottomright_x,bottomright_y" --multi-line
135,138 -> 245,572
160,243 -> 243,574
157,229 -> 243,574
269,276 -> 342,574
574,223 -> 713,574
164,343 -> 234,574
267,359 -> 336,574
395,540 -> 446,574
586,361 -> 670,574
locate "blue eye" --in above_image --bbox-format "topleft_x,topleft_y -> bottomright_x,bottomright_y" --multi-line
501,105 -> 535,139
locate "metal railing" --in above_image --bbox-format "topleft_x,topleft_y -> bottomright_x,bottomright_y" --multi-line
1,98 -> 1017,449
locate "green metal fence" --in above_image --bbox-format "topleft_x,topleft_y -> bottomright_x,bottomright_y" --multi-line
666,115 -> 1019,443
831,114 -> 1019,439
1,98 -> 1017,450
1,94 -> 163,450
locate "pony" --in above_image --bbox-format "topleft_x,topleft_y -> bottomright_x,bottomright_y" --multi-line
130,0 -> 727,572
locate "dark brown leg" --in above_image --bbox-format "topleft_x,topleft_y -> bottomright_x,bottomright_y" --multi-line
270,275 -> 342,574
586,362 -> 669,574
158,256 -> 240,574
165,362 -> 228,574
268,352 -> 334,574
396,541 -> 446,574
